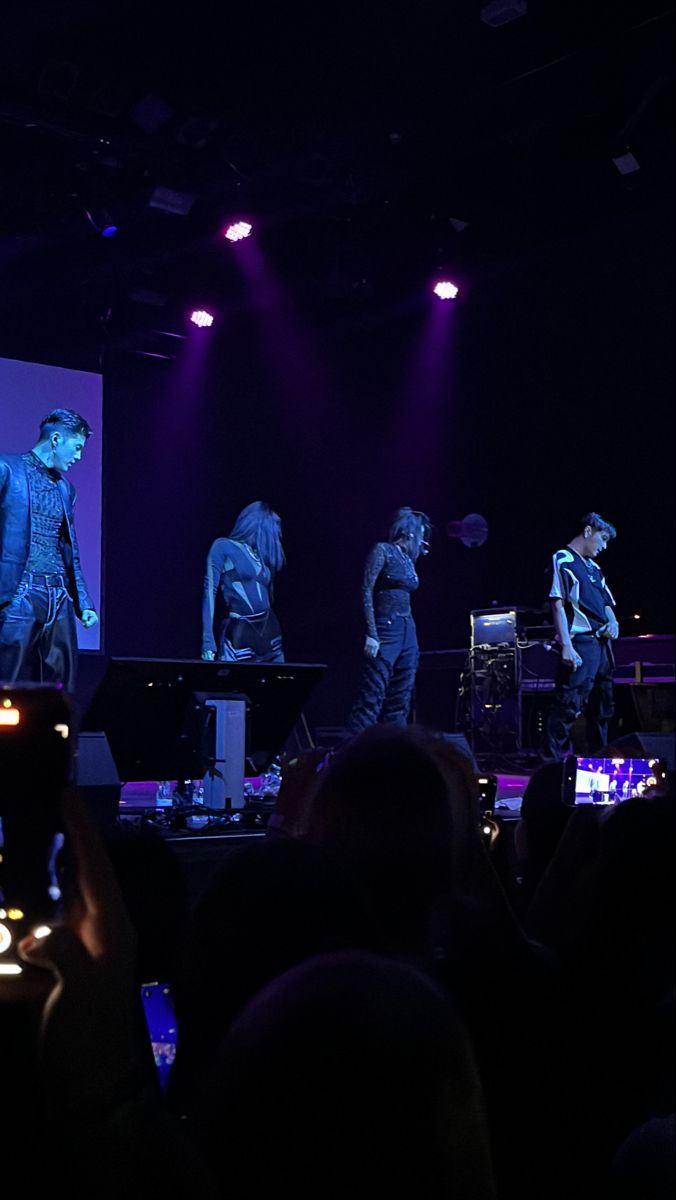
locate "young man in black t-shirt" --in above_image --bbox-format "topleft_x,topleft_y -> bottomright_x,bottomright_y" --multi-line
543,512 -> 618,761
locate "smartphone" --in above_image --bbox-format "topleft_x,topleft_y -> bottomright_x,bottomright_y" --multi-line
476,773 -> 498,815
562,754 -> 667,807
140,981 -> 178,1091
0,684 -> 72,976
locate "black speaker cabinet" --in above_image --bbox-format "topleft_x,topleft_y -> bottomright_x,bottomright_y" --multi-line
75,731 -> 121,830
612,683 -> 675,738
414,651 -> 465,734
605,732 -> 675,773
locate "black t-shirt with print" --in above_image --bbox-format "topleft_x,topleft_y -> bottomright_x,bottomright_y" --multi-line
549,547 -> 615,636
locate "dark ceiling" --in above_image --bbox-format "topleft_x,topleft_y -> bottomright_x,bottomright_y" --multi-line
1,0 -> 673,363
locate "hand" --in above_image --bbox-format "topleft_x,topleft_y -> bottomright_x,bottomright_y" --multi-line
17,788 -> 149,1116
364,636 -> 380,659
201,650 -> 216,661
604,619 -> 619,640
81,609 -> 98,629
562,644 -> 582,669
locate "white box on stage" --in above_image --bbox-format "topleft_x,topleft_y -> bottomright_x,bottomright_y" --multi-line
203,697 -> 247,810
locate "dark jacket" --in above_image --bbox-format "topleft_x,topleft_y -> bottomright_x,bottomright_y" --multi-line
0,453 -> 93,617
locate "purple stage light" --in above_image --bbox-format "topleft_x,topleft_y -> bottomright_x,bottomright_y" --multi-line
224,220 -> 252,243
433,280 -> 459,300
189,309 -> 214,328
84,207 -> 118,237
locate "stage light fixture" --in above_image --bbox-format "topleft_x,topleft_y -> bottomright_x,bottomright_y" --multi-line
480,0 -> 527,26
148,186 -> 196,216
190,310 -> 214,328
87,81 -> 130,118
176,116 -> 219,149
612,150 -> 640,176
130,93 -> 174,134
84,207 -> 118,237
131,287 -> 169,308
38,60 -> 79,99
433,280 -> 459,300
224,220 -> 253,242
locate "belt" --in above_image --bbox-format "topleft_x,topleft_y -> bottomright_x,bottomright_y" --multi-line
25,572 -> 67,587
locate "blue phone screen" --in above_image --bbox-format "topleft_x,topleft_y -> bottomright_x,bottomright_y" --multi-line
140,982 -> 178,1090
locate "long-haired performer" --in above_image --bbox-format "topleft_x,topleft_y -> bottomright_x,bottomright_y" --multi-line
345,507 -> 431,732
201,501 -> 285,664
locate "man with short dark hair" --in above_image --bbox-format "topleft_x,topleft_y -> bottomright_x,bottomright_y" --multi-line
543,512 -> 618,761
0,408 -> 98,692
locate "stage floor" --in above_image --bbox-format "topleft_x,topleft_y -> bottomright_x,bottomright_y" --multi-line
117,767 -> 530,828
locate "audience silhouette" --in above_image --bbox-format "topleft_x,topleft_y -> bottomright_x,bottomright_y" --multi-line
2,713 -> 673,1200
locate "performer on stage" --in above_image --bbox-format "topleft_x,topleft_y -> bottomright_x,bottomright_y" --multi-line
0,409 -> 98,692
543,511 -> 619,761
201,501 -> 285,664
345,507 -> 431,733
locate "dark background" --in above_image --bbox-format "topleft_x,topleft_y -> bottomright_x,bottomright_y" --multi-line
1,1 -> 673,730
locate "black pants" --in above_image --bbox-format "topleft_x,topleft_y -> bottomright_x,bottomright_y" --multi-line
346,614 -> 418,733
544,634 -> 615,760
0,573 -> 78,692
218,610 -> 284,664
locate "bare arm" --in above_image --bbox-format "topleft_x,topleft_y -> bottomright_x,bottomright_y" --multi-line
551,598 -> 582,668
18,788 -> 219,1197
201,541 -> 227,657
602,604 -> 619,639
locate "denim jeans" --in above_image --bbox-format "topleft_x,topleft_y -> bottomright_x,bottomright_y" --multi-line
0,571 -> 78,691
347,613 -> 419,732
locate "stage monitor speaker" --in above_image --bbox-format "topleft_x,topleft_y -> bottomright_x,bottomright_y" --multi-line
605,732 -> 675,773
414,650 -> 465,733
519,640 -> 558,687
75,731 -> 121,830
612,683 -> 674,735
